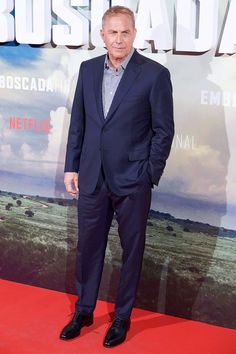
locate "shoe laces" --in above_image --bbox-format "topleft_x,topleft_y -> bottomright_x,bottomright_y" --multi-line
113,318 -> 124,328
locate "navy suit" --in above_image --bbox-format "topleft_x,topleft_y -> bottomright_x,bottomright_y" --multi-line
65,50 -> 174,319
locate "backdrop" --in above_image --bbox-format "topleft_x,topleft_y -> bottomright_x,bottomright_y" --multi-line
0,0 -> 235,329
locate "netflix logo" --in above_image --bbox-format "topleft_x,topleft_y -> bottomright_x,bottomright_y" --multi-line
9,117 -> 49,133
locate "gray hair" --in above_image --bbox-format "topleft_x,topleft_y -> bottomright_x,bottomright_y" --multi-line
102,6 -> 135,28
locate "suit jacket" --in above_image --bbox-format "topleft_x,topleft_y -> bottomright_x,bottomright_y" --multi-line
64,50 -> 174,195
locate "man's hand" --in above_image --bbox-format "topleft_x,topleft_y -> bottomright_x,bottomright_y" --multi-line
64,172 -> 79,197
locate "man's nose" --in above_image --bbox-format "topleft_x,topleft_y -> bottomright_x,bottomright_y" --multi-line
115,33 -> 122,43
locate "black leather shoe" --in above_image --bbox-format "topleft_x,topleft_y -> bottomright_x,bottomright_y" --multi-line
59,312 -> 93,340
103,318 -> 130,348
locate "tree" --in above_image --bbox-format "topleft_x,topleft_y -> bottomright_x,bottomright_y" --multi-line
16,200 -> 22,207
25,210 -> 34,217
5,203 -> 13,210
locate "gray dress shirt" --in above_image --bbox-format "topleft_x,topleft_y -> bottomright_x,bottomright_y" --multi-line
102,48 -> 135,118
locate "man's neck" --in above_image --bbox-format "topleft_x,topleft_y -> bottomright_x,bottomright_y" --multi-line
108,56 -> 126,70
107,48 -> 134,70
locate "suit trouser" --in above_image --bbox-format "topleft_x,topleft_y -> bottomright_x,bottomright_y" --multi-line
75,171 -> 152,320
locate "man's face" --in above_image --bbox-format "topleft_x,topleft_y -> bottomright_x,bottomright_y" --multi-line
100,14 -> 136,62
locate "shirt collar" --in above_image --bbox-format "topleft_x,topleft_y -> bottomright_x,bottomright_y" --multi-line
104,48 -> 135,71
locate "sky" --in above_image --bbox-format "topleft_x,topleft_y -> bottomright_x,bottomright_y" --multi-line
0,43 -> 235,229
0,44 -> 41,66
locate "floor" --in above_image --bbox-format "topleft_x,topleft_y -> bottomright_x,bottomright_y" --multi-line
0,279 -> 235,354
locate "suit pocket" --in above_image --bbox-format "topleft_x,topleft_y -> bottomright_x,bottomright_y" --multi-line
128,147 -> 150,161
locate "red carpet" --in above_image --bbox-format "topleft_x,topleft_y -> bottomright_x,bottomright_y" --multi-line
0,280 -> 235,354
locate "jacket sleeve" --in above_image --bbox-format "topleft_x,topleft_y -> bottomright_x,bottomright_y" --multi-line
148,67 -> 174,185
64,62 -> 85,172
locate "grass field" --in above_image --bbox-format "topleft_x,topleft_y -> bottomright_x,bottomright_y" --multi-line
0,191 -> 235,329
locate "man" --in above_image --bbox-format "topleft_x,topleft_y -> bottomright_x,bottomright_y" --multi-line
60,5 -> 174,348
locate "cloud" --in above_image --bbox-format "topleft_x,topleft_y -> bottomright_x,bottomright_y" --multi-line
1,45 -> 236,207
163,144 -> 228,204
0,106 -> 70,181
19,143 -> 38,160
0,45 -> 81,197
43,106 -> 70,164
0,48 -> 67,108
0,114 -> 3,139
0,144 -> 12,159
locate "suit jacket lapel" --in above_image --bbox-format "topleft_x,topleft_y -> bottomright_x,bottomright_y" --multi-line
93,55 -> 106,122
104,52 -> 141,123
93,51 -> 142,124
